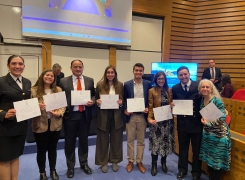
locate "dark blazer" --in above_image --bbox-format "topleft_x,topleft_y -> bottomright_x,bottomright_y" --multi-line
59,75 -> 95,122
95,81 -> 124,131
172,81 -> 203,133
0,73 -> 31,137
55,72 -> 64,86
123,79 -> 152,123
202,67 -> 222,91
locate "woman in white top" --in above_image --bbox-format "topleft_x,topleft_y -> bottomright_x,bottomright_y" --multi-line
95,65 -> 124,173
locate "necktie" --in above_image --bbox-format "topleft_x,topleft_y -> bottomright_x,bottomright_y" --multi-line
16,78 -> 21,83
211,68 -> 214,79
77,77 -> 84,112
184,84 -> 188,93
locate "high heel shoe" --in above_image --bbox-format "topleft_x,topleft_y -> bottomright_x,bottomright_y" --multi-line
40,172 -> 48,180
50,170 -> 59,180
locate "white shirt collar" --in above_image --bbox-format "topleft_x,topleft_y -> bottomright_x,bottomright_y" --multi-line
9,73 -> 22,82
72,74 -> 83,81
133,79 -> 143,85
181,79 -> 191,88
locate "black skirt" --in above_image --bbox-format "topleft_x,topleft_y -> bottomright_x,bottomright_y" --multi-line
0,134 -> 26,162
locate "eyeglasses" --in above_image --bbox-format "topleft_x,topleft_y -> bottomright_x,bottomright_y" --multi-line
157,78 -> 165,81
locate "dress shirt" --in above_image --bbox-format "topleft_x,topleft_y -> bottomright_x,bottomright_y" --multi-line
181,80 -> 191,92
72,75 -> 86,111
9,73 -> 23,89
109,85 -> 115,95
133,80 -> 144,98
209,67 -> 216,79
44,89 -> 51,119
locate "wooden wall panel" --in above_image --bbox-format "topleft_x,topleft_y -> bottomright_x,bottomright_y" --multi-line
169,0 -> 245,85
191,0 -> 245,83
170,0 -> 195,62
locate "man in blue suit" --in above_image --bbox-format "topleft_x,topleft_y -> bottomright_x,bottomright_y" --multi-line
123,63 -> 152,174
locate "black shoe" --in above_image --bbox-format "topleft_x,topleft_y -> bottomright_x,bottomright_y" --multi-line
66,169 -> 74,178
80,165 -> 92,174
177,171 -> 187,179
40,173 -> 48,180
193,176 -> 200,180
162,163 -> 168,173
151,162 -> 157,176
50,170 -> 59,180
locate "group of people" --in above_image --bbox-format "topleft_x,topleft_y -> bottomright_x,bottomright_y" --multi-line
0,55 -> 231,180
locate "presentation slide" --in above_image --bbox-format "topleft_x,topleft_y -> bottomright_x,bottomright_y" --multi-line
22,0 -> 132,46
151,62 -> 198,87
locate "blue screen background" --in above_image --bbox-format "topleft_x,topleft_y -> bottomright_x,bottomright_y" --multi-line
151,62 -> 198,87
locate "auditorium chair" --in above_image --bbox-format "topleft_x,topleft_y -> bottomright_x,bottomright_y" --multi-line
231,89 -> 245,101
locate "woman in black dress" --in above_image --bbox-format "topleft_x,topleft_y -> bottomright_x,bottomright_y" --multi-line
0,55 -> 31,180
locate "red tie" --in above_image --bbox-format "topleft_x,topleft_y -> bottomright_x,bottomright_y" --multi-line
77,77 -> 84,112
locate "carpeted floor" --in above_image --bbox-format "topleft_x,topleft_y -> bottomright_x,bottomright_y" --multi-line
19,134 -> 209,180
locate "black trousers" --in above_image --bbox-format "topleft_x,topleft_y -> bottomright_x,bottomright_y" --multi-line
63,111 -> 90,169
178,131 -> 202,177
33,126 -> 60,173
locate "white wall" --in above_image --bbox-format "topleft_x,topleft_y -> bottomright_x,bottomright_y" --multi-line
117,16 -> 162,82
52,46 -> 109,84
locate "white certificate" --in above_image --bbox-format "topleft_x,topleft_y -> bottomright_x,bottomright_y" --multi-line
43,91 -> 67,111
153,105 -> 173,122
71,90 -> 91,105
14,98 -> 41,122
199,102 -> 224,122
127,98 -> 145,113
172,100 -> 193,115
100,94 -> 119,109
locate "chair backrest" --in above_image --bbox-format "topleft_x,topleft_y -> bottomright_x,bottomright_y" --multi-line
226,115 -> 231,127
231,89 -> 245,100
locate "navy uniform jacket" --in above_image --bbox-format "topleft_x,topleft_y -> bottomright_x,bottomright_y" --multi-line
172,81 -> 203,133
0,73 -> 31,137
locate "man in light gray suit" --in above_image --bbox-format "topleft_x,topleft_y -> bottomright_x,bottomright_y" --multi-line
60,59 -> 95,178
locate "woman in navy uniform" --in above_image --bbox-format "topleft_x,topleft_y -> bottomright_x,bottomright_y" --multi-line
0,55 -> 31,180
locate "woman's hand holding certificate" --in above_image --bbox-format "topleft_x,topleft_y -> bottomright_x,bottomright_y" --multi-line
100,94 -> 119,109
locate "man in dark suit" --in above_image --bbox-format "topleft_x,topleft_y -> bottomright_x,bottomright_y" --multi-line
172,66 -> 203,180
123,63 -> 152,174
60,59 -> 95,178
52,63 -> 64,86
202,59 -> 222,92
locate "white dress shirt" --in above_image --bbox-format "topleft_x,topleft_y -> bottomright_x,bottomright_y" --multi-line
181,80 -> 191,92
10,73 -> 23,89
